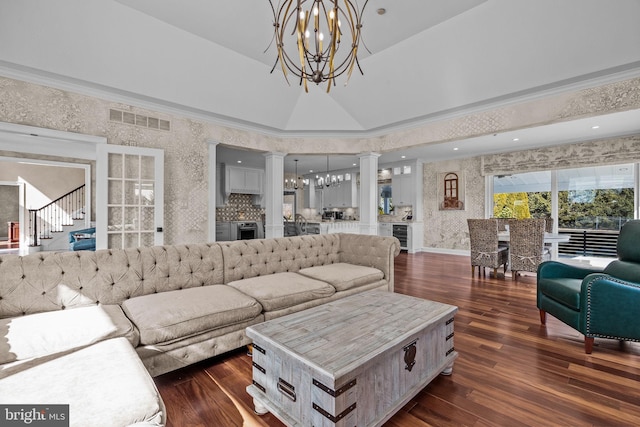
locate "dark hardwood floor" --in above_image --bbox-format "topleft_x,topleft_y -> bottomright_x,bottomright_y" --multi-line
154,252 -> 640,426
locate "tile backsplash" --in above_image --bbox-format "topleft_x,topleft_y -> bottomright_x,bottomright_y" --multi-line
216,194 -> 265,222
379,206 -> 413,223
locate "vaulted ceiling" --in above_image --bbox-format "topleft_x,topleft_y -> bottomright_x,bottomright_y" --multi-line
1,0 -> 640,171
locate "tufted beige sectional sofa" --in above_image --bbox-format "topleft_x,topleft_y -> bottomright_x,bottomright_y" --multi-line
0,233 -> 400,426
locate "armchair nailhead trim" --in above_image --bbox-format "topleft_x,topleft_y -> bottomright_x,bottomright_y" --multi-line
585,275 -> 640,342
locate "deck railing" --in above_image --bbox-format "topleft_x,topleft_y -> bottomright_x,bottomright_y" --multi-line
557,228 -> 619,258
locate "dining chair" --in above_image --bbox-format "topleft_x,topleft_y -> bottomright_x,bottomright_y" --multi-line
294,214 -> 308,235
508,218 -> 549,279
467,219 -> 509,278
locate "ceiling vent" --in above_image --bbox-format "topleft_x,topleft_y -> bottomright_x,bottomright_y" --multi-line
109,109 -> 170,131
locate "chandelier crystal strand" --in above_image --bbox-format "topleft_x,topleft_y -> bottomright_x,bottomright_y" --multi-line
269,0 -> 369,93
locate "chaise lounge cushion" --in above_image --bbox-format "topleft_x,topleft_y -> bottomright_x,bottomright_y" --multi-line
298,262 -> 385,292
0,304 -> 138,365
0,337 -> 165,427
227,272 -> 335,312
122,285 -> 262,345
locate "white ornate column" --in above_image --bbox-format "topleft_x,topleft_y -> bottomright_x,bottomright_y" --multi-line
207,140 -> 219,242
358,152 -> 380,235
264,152 -> 286,238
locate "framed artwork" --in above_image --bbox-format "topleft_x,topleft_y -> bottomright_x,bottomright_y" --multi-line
438,171 -> 465,210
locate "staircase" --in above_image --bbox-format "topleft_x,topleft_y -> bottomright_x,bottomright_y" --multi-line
28,185 -> 88,250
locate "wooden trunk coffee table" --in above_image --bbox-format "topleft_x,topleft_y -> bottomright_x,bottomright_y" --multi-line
246,290 -> 458,427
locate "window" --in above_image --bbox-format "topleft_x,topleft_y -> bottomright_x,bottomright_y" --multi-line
493,171 -> 551,219
489,163 -> 636,260
557,164 -> 634,230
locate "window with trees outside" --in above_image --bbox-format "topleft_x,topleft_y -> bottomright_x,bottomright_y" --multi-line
491,164 -> 635,260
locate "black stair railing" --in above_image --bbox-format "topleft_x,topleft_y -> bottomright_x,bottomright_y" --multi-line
28,185 -> 85,247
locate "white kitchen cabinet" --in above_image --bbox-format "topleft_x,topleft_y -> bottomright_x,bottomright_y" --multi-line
324,185 -> 337,208
378,222 -> 392,237
324,174 -> 357,208
392,165 -> 413,207
215,222 -> 232,241
303,178 -> 321,209
225,166 -> 263,195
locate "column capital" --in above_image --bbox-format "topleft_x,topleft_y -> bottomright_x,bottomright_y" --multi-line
357,152 -> 381,160
264,151 -> 287,160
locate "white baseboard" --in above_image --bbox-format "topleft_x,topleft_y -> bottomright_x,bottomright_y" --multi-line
420,247 -> 470,257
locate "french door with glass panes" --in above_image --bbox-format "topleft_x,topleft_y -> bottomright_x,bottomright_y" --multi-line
96,145 -> 164,249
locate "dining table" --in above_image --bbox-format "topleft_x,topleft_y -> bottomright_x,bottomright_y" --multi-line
498,231 -> 570,261
497,231 -> 571,244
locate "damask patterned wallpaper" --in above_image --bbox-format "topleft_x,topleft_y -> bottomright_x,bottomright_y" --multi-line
423,158 -> 485,251
0,186 -> 19,239
1,74 -> 639,249
482,134 -> 640,176
427,134 -> 640,252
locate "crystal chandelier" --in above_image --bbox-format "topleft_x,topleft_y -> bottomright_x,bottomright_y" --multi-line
267,0 -> 369,92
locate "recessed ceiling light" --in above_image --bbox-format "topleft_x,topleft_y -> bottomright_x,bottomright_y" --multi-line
592,125 -> 600,129
237,160 -> 242,163
453,147 -> 459,151
352,163 -> 357,166
401,155 -> 406,159
309,170 -> 313,173
512,138 -> 519,142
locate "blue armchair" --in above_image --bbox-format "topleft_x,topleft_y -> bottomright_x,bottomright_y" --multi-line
537,220 -> 640,353
69,227 -> 96,251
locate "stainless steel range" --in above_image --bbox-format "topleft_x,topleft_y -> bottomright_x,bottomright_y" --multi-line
236,222 -> 259,240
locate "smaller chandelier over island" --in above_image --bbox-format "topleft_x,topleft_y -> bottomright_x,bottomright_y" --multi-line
267,0 -> 369,92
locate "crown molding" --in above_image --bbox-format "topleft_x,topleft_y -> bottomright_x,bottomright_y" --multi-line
2,60 -> 640,141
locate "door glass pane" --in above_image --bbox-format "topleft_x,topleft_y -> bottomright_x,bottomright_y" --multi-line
108,233 -> 122,248
108,181 -> 123,204
124,207 -> 139,231
125,155 -> 139,179
124,181 -> 139,205
140,232 -> 155,247
139,181 -> 155,205
107,207 -> 123,228
124,233 -> 140,248
108,153 -> 123,177
141,207 -> 154,230
140,156 -> 155,180
106,153 -> 158,249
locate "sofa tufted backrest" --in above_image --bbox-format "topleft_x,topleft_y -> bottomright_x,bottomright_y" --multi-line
137,244 -> 224,293
339,234 -> 401,284
0,243 -> 224,319
220,234 -> 341,283
0,235 -> 399,319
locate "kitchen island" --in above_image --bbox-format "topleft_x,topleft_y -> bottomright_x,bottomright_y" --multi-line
305,221 -> 361,235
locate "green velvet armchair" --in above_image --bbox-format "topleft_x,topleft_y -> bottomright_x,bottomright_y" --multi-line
537,220 -> 640,353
